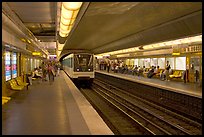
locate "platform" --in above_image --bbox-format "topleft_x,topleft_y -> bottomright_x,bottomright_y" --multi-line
2,71 -> 113,135
96,70 -> 202,98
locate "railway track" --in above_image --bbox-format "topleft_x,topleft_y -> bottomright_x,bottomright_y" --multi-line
80,79 -> 202,135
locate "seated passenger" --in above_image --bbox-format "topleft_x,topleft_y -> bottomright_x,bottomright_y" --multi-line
132,65 -> 138,76
147,66 -> 155,78
154,66 -> 160,74
138,66 -> 144,76
33,68 -> 42,79
114,65 -> 119,73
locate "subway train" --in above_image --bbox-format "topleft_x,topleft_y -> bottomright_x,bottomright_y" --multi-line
62,52 -> 94,86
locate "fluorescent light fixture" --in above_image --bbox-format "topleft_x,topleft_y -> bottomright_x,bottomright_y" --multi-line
58,43 -> 64,51
61,5 -> 73,19
95,34 -> 202,57
143,45 -> 153,49
60,22 -> 69,31
172,53 -> 180,55
61,16 -> 72,25
60,27 -> 71,34
59,31 -> 68,37
63,2 -> 83,10
59,2 -> 83,38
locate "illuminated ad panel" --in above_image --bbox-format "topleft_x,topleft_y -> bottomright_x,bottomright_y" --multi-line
5,51 -> 11,81
12,52 -> 17,78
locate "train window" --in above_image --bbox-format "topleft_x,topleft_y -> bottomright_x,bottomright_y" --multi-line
80,58 -> 87,66
5,51 -> 11,81
74,54 -> 93,72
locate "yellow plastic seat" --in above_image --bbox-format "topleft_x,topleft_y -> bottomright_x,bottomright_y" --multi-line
9,79 -> 24,91
2,100 -> 8,105
169,71 -> 182,78
2,96 -> 11,100
16,77 -> 29,90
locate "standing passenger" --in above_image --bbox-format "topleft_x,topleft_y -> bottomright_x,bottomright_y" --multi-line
107,61 -> 110,73
165,61 -> 171,81
47,63 -> 55,84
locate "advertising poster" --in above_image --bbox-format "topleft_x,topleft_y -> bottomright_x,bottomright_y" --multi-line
5,51 -> 11,81
12,52 -> 17,78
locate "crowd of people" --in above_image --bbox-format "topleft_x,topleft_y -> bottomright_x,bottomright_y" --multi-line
98,59 -> 176,81
28,61 -> 61,85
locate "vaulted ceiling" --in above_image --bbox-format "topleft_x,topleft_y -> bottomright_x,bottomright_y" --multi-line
4,2 -> 202,58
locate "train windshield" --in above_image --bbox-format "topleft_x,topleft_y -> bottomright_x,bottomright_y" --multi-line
74,54 -> 93,72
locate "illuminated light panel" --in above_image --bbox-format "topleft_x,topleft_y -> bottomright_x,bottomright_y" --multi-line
172,53 -> 180,55
21,38 -> 26,42
32,52 -> 41,56
95,34 -> 202,57
173,40 -> 181,45
61,4 -> 73,19
158,43 -> 166,47
63,2 -> 83,10
61,16 -> 72,25
59,2 -> 83,38
60,27 -> 71,34
58,43 -> 64,51
27,39 -> 31,44
60,22 -> 69,31
164,41 -> 172,46
143,45 -> 153,49
59,31 -> 68,37
72,10 -> 80,18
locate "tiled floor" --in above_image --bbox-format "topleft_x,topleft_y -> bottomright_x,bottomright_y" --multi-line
2,72 -> 88,135
2,71 -> 114,135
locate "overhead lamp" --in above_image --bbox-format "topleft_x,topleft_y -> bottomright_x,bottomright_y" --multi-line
143,45 -> 153,50
191,35 -> 202,42
63,2 -> 83,10
180,38 -> 190,44
172,53 -> 180,55
61,4 -> 73,19
152,44 -> 160,48
61,16 -> 72,25
164,41 -> 172,46
59,2 -> 83,38
58,43 -> 64,51
134,47 -> 139,51
60,22 -> 70,32
158,43 -> 166,47
173,40 -> 181,45
60,27 -> 71,34
21,38 -> 26,42
59,31 -> 68,37
27,39 -> 31,44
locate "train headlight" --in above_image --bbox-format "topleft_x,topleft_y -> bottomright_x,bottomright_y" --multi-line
77,68 -> 79,71
88,68 -> 91,71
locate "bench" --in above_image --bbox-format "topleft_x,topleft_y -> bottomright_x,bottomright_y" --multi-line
16,77 -> 29,90
169,70 -> 182,79
2,96 -> 11,105
8,79 -> 25,91
169,70 -> 184,82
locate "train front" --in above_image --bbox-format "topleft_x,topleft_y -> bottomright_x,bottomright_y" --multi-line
73,53 -> 94,85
